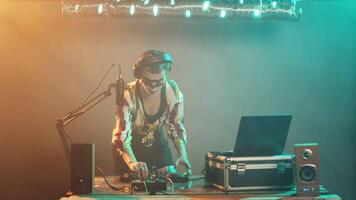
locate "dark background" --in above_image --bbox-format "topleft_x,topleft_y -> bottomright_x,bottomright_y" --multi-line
0,1 -> 355,200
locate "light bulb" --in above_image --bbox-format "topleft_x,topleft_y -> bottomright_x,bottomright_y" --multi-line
153,4 -> 159,16
220,10 -> 226,18
98,4 -> 104,14
272,1 -> 277,8
202,1 -> 210,11
185,10 -> 192,17
130,4 -> 135,15
253,9 -> 261,17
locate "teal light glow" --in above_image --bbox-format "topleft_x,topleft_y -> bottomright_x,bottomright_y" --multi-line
202,1 -> 210,11
185,10 -> 192,17
130,4 -> 135,15
143,0 -> 149,5
170,0 -> 175,6
153,4 -> 159,16
97,3 -> 104,14
272,1 -> 277,8
220,10 -> 226,18
239,0 -> 244,4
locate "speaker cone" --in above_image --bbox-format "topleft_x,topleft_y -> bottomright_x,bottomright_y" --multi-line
299,164 -> 316,182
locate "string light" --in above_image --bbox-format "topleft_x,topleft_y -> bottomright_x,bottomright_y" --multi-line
75,4 -> 79,12
97,3 -> 104,14
153,4 -> 159,16
62,0 -> 301,21
185,10 -> 191,18
220,10 -> 226,18
130,4 -> 135,15
272,1 -> 277,8
202,1 -> 210,11
253,9 -> 261,17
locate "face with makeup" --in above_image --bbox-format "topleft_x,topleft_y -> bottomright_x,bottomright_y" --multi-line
140,62 -> 170,94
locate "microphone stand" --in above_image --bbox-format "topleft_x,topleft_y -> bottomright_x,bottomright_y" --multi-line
55,82 -> 116,166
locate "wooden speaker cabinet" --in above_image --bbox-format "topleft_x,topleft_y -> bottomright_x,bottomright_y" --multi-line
294,143 -> 320,196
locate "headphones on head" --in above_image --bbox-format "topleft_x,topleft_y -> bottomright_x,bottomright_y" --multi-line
133,49 -> 173,78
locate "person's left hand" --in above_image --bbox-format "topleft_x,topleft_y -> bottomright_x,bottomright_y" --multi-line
175,156 -> 192,176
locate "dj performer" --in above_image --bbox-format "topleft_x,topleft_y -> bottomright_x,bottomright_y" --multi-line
112,49 -> 192,179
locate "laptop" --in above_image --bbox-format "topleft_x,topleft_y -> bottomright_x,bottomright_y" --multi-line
233,115 -> 292,157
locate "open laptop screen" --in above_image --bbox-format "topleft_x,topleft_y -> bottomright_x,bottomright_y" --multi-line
233,115 -> 292,157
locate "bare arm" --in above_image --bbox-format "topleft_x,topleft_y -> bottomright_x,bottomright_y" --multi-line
112,89 -> 148,178
174,139 -> 192,175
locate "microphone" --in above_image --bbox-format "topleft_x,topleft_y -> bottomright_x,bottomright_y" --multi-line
116,65 -> 126,107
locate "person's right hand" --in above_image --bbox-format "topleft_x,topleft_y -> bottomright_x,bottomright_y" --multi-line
175,156 -> 192,176
128,161 -> 148,180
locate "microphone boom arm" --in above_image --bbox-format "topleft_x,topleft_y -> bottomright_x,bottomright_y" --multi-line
55,82 -> 116,166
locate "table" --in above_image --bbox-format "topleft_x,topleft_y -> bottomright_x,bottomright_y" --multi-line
60,176 -> 341,200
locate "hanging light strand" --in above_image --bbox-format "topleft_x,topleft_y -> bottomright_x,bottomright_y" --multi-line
62,0 -> 302,21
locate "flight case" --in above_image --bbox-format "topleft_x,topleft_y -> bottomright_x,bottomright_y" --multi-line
205,151 -> 295,191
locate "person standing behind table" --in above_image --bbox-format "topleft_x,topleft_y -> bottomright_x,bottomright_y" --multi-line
112,49 -> 192,180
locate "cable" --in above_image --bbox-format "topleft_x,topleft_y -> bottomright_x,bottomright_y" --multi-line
189,176 -> 205,181
81,63 -> 117,107
143,180 -> 148,193
158,191 -> 168,195
95,166 -> 127,191
201,168 -> 206,175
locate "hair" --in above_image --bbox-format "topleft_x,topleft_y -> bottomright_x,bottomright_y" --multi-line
133,49 -> 173,78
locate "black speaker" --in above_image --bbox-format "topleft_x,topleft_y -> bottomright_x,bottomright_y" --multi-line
294,143 -> 320,196
71,144 -> 95,194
